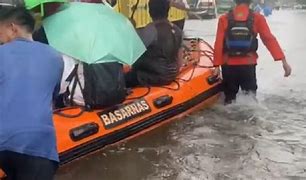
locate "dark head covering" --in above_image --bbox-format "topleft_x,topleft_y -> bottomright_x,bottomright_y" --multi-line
148,0 -> 170,20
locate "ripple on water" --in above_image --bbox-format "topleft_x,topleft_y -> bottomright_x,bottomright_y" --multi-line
144,92 -> 306,180
55,11 -> 306,180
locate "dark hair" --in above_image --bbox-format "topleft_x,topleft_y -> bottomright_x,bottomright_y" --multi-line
148,0 -> 170,20
0,6 -> 35,33
235,0 -> 252,4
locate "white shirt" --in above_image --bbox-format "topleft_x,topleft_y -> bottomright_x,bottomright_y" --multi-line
61,55 -> 85,105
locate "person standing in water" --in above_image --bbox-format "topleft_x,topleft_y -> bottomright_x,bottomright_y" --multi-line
0,7 -> 63,179
213,0 -> 292,104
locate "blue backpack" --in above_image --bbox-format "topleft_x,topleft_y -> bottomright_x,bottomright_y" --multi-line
224,9 -> 258,56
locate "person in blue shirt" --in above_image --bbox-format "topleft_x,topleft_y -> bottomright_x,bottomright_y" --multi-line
0,7 -> 63,180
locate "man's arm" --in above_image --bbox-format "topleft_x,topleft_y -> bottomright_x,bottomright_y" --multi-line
136,24 -> 157,48
173,25 -> 184,67
212,17 -> 226,77
213,17 -> 226,67
257,15 -> 285,61
257,15 -> 291,77
169,0 -> 190,11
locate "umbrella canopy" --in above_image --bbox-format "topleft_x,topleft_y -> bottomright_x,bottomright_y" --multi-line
43,2 -> 146,65
24,0 -> 67,16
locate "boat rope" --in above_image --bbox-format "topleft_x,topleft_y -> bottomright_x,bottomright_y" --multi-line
177,38 -> 215,82
53,106 -> 86,118
126,86 -> 151,100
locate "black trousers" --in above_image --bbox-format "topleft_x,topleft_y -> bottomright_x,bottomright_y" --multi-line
0,151 -> 58,180
221,65 -> 258,104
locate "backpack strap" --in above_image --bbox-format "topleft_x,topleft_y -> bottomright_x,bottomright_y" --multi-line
65,64 -> 86,108
67,64 -> 79,106
246,9 -> 255,33
227,10 -> 235,30
65,64 -> 79,82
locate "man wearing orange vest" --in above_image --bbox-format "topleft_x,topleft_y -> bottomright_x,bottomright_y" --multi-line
213,0 -> 291,104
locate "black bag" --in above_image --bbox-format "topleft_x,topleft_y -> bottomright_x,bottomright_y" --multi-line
83,62 -> 127,109
69,62 -> 127,109
224,9 -> 258,56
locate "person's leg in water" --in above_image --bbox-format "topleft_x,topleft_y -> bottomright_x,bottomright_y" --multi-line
221,65 -> 240,105
0,151 -> 58,180
239,65 -> 258,102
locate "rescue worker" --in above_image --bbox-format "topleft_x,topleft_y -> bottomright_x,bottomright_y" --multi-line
0,7 -> 63,179
213,0 -> 292,104
125,0 -> 183,87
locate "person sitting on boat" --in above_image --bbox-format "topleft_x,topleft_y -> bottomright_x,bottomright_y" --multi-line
32,2 -> 127,109
0,7 -> 63,179
125,0 -> 183,87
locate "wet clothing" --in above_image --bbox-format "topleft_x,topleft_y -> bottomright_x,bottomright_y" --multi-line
213,4 -> 285,104
0,39 -> 63,162
222,65 -> 257,104
0,151 -> 58,180
126,20 -> 182,87
213,4 -> 285,66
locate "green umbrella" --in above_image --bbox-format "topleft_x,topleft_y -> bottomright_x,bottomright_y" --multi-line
43,2 -> 146,65
24,0 -> 67,16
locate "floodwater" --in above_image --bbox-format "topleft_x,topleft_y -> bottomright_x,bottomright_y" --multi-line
56,10 -> 306,180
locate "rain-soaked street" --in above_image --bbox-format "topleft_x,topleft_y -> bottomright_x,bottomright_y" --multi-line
56,10 -> 306,180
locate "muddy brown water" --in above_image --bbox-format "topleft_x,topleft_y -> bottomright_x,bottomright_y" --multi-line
56,10 -> 306,180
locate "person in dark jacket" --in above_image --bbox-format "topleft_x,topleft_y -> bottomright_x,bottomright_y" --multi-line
0,7 -> 63,180
213,0 -> 291,104
125,0 -> 183,87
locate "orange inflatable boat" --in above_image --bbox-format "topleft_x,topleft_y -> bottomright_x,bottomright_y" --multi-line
0,38 -> 221,178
